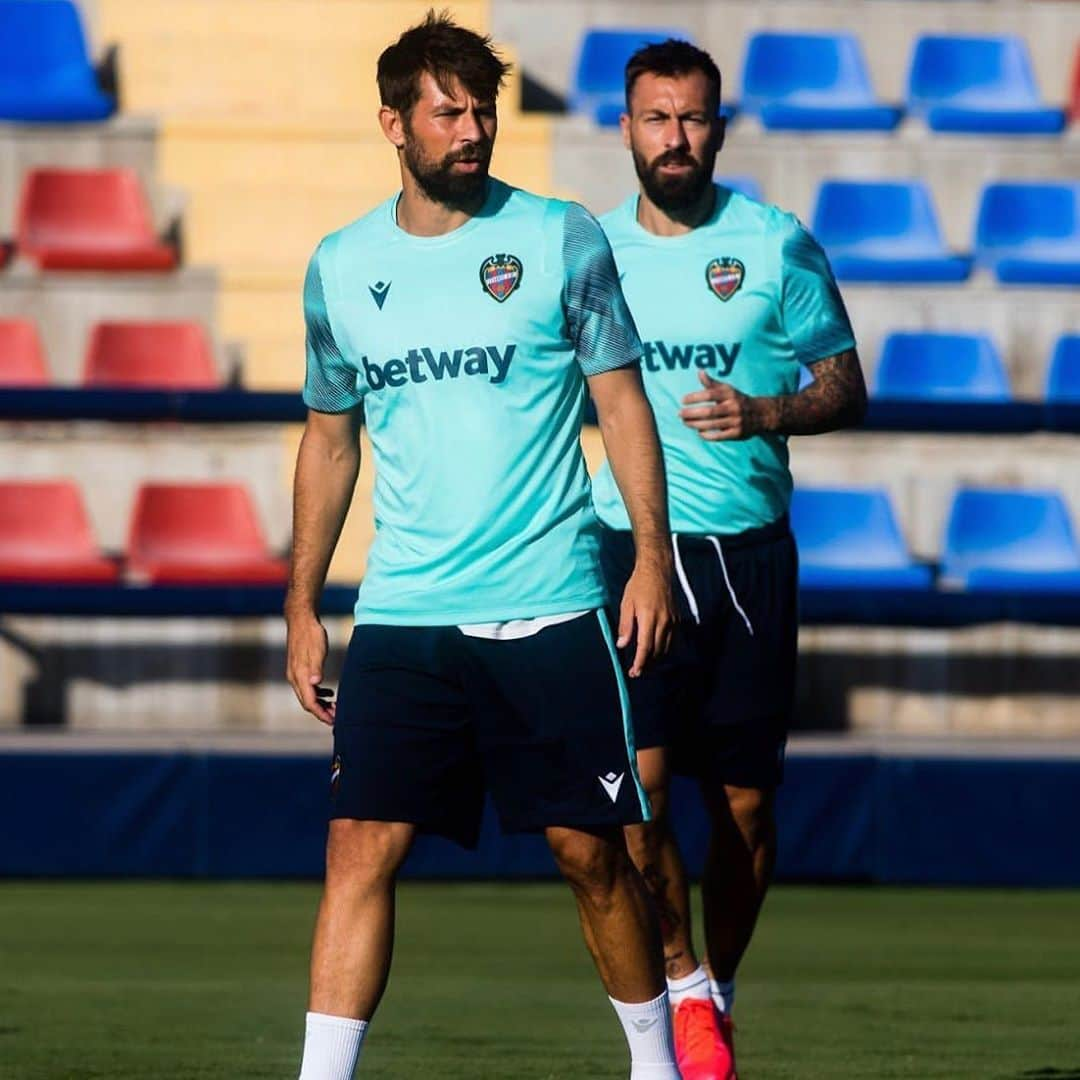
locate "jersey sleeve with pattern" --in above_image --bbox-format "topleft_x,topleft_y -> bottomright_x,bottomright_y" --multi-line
303,240 -> 365,413
562,203 -> 643,377
779,219 -> 857,366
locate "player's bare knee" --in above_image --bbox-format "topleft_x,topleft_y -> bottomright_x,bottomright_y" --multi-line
547,827 -> 624,905
723,785 -> 776,850
623,818 -> 666,872
325,819 -> 411,893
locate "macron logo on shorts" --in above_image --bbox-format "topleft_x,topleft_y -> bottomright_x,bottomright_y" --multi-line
598,771 -> 624,803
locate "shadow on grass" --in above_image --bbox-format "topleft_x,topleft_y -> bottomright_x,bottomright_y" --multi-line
1011,1070 -> 1080,1079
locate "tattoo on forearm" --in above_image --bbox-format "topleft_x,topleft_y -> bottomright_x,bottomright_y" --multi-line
771,349 -> 867,436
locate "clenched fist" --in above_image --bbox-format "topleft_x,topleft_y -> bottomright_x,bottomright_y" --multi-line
680,370 -> 771,441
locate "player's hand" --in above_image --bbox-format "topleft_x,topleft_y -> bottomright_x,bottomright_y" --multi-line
286,612 -> 335,725
680,371 -> 769,441
617,560 -> 676,678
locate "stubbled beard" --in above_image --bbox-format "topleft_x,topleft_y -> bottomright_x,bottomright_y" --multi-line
633,146 -> 715,213
403,131 -> 492,209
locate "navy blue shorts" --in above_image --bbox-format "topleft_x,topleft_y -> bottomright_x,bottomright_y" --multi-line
329,611 -> 649,848
599,516 -> 797,790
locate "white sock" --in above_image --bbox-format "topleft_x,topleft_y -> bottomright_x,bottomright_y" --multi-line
608,991 -> 680,1079
710,977 -> 736,1016
297,1012 -> 368,1080
666,964 -> 712,1007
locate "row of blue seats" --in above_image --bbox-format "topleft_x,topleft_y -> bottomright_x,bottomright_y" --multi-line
811,179 -> 1077,284
718,176 -> 1079,285
803,332 -> 1080,403
794,487 -> 1080,592
574,29 -> 1076,134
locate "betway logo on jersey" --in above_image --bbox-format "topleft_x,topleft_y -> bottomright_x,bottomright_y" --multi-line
361,344 -> 516,391
642,340 -> 742,375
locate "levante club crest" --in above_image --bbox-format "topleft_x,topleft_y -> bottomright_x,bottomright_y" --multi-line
706,257 -> 745,301
480,253 -> 523,302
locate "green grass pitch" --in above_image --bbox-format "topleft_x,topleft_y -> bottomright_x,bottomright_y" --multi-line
1,882 -> 1078,1078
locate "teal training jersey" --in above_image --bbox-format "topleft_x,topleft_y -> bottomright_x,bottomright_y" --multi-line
303,178 -> 642,625
592,186 -> 856,536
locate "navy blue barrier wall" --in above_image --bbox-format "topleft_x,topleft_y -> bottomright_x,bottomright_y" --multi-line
2,749 -> 1079,885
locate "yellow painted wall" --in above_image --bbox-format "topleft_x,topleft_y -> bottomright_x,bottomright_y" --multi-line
95,0 -> 553,580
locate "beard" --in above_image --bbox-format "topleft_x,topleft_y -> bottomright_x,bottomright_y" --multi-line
402,128 -> 492,209
632,145 -> 716,213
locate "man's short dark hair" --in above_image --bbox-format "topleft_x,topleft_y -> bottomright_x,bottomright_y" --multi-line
377,9 -> 511,117
624,39 -> 722,113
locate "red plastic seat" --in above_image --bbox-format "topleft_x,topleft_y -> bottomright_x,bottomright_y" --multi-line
1071,45 -> 1080,125
126,483 -> 288,584
0,319 -> 49,386
0,480 -> 118,582
16,168 -> 177,271
84,321 -> 218,389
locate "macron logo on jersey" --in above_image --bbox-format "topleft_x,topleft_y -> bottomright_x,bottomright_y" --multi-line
361,344 -> 517,392
642,340 -> 742,376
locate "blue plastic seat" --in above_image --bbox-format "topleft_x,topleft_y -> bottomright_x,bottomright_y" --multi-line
907,36 -> 1065,136
571,28 -> 692,127
942,488 -> 1080,592
0,0 -> 115,122
1046,335 -> 1080,403
874,332 -> 1011,401
741,32 -> 902,131
812,180 -> 972,283
791,487 -> 933,589
715,175 -> 763,202
974,182 -> 1080,285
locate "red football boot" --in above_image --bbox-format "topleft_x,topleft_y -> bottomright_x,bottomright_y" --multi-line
672,997 -> 737,1080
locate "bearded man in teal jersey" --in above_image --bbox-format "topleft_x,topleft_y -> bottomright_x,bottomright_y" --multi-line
284,12 -> 684,1080
592,40 -> 868,1080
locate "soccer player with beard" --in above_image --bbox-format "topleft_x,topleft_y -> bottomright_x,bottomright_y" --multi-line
591,40 -> 868,1080
286,13 -> 683,1080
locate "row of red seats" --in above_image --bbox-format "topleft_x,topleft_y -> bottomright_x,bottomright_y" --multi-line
0,481 -> 287,584
0,319 -> 217,389
1,169 -> 175,272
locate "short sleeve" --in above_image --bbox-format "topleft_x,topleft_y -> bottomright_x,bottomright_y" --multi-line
302,241 -> 364,412
562,203 -> 643,377
780,220 -> 857,366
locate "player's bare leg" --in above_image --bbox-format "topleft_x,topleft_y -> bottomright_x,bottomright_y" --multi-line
547,824 -> 679,1077
700,783 -> 777,992
623,746 -> 698,979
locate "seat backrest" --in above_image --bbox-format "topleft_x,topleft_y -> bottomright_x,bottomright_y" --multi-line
1047,334 -> 1080,402
127,483 -> 271,564
0,319 -> 49,386
908,35 -> 1041,110
975,182 -> 1080,258
874,331 -> 1011,401
0,0 -> 94,85
943,488 -> 1080,573
742,32 -> 874,109
0,480 -> 99,560
1070,43 -> 1080,123
790,487 -> 914,569
84,322 -> 218,389
813,180 -> 945,250
571,28 -> 690,108
17,168 -> 157,250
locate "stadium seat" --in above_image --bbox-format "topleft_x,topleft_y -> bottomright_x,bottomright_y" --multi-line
0,480 -> 118,582
1046,335 -> 1080,403
974,182 -> 1080,285
126,483 -> 288,585
571,28 -> 694,126
17,168 -> 177,272
812,180 -> 972,283
1070,44 -> 1080,125
790,487 -> 933,588
0,0 -> 115,122
874,332 -> 1011,401
907,35 -> 1065,135
716,175 -> 763,202
942,489 -> 1080,592
740,32 -> 902,131
0,319 -> 49,386
84,322 -> 218,389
